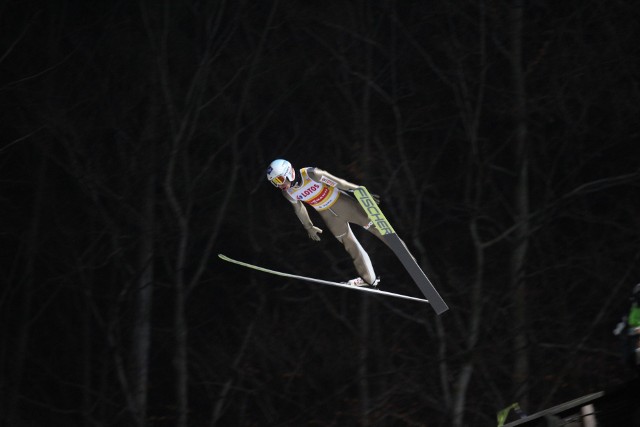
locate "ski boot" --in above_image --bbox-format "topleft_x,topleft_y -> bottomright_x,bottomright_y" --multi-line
346,277 -> 380,288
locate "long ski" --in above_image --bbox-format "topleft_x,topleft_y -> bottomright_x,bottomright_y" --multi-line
353,187 -> 449,315
218,254 -> 430,305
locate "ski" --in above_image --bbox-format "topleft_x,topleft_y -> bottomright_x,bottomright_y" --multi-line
218,254 -> 430,305
353,187 -> 449,315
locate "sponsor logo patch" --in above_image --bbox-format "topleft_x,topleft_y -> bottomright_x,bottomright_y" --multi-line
297,184 -> 320,199
320,176 -> 338,187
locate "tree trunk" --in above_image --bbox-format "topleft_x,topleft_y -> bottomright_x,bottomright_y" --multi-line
452,217 -> 486,427
510,0 -> 531,409
5,147 -> 47,426
131,152 -> 156,427
357,3 -> 374,424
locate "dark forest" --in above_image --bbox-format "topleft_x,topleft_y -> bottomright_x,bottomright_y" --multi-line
2,0 -> 640,426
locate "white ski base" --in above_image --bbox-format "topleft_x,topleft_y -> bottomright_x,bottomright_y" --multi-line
218,254 -> 429,305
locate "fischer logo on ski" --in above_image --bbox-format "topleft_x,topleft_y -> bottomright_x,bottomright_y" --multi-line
353,188 -> 395,235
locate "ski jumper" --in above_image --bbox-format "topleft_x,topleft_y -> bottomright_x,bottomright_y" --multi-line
282,167 -> 387,285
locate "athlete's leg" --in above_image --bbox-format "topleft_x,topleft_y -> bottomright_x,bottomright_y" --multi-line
340,224 -> 377,284
321,212 -> 377,284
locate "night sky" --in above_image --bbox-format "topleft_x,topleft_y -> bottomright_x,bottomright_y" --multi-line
2,1 -> 640,426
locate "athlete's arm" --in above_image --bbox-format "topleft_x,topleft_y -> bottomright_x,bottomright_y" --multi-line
309,168 -> 381,204
282,192 -> 323,241
307,168 -> 359,191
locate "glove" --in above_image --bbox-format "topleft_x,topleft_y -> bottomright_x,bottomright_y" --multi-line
305,226 -> 323,241
613,321 -> 625,336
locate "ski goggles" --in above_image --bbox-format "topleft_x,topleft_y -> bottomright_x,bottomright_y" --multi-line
270,175 -> 288,186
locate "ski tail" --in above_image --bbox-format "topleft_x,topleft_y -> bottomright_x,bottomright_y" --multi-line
353,187 -> 449,315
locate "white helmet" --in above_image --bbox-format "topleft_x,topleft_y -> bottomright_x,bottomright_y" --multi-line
266,159 -> 295,187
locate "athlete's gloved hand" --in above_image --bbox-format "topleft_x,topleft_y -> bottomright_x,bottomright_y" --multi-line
305,226 -> 323,241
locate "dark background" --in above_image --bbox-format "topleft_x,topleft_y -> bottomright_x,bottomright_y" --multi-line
2,1 -> 639,426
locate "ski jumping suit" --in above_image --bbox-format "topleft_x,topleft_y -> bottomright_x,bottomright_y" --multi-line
282,167 -> 386,285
